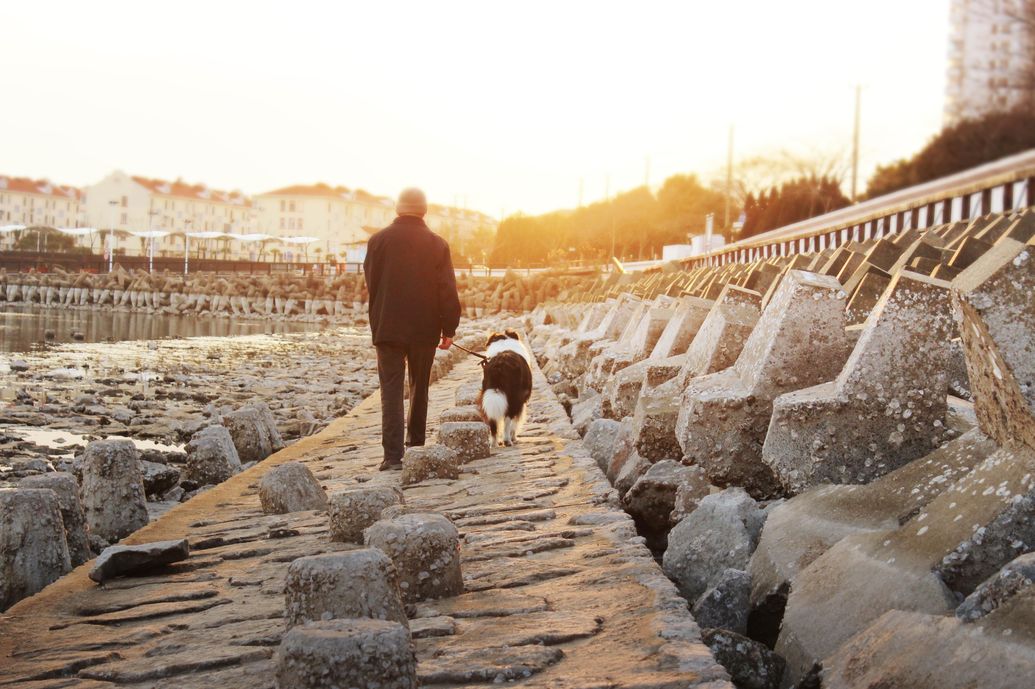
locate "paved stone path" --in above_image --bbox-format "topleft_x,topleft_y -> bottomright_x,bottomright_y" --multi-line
0,355 -> 730,688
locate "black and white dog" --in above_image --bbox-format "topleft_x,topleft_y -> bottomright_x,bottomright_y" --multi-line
478,329 -> 532,446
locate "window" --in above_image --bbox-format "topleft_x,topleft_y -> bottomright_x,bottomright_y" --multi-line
289,201 -> 296,212
120,213 -> 127,225
280,200 -> 286,212
121,196 -> 128,207
297,218 -> 303,230
280,218 -> 285,229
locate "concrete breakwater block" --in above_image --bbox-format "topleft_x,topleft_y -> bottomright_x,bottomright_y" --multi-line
401,445 -> 461,485
79,438 -> 149,544
284,549 -> 408,628
328,486 -> 403,543
633,285 -> 761,461
364,513 -> 463,604
274,619 -> 417,689
676,270 -> 851,498
184,425 -> 242,486
18,472 -> 92,567
437,422 -> 490,461
763,271 -> 956,494
953,237 -> 1035,451
88,538 -> 189,583
258,462 -> 327,514
0,488 -> 71,611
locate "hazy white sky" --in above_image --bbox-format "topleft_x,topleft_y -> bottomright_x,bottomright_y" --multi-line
1,0 -> 949,217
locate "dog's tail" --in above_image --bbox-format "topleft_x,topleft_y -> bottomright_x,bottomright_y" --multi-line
480,389 -> 508,422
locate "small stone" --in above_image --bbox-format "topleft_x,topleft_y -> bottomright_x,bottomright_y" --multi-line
437,422 -> 491,463
88,538 -> 189,583
284,549 -> 408,628
184,425 -> 241,486
18,472 -> 92,567
440,405 -> 483,423
691,568 -> 751,634
79,439 -> 149,543
365,513 -> 464,603
274,619 -> 417,689
258,462 -> 327,514
401,445 -> 461,485
701,627 -> 786,689
0,488 -> 71,610
221,402 -> 285,463
328,486 -> 403,543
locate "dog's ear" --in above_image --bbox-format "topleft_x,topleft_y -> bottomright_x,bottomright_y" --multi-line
505,329 -> 519,340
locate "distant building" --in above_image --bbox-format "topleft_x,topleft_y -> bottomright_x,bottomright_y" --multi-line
83,171 -> 254,258
0,175 -> 84,249
256,183 -> 497,264
945,0 -> 1035,123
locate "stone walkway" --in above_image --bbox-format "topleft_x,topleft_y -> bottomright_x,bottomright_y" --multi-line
0,356 -> 730,688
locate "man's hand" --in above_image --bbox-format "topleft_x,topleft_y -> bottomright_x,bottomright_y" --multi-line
438,336 -> 453,351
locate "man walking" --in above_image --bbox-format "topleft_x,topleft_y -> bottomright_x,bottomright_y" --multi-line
364,187 -> 462,471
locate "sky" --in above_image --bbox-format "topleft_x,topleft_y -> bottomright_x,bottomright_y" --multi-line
1,0 -> 950,218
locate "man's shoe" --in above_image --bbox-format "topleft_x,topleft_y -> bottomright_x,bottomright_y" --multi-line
379,459 -> 403,472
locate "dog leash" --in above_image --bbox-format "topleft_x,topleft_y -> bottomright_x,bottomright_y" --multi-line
451,341 -> 490,366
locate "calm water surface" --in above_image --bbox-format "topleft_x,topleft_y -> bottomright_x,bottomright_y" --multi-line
0,305 -> 327,353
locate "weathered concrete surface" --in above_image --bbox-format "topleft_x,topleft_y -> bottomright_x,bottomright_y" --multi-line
763,271 -> 956,494
604,297 -> 714,419
0,488 -> 71,611
953,236 -> 1035,451
0,353 -> 731,688
676,271 -> 851,497
632,286 -> 761,461
748,427 -> 997,614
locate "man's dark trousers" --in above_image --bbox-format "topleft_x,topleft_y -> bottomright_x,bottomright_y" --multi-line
376,342 -> 437,464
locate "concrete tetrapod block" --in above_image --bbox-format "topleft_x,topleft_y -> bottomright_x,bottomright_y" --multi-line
328,486 -> 404,543
258,461 -> 327,514
763,271 -> 956,494
622,460 -> 704,534
79,438 -> 149,544
437,421 -> 491,461
0,488 -> 71,611
401,445 -> 461,485
676,271 -> 851,498
774,443 -> 1035,685
18,472 -> 92,567
953,236 -> 1035,451
604,296 -> 715,419
274,619 -> 417,689
818,605 -> 1035,689
633,285 -> 762,461
283,549 -> 409,628
748,428 -> 998,618
364,513 -> 463,604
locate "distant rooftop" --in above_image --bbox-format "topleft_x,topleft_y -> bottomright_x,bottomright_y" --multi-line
0,175 -> 81,200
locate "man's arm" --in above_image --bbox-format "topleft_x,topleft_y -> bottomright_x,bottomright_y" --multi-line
438,242 -> 462,344
363,240 -> 378,305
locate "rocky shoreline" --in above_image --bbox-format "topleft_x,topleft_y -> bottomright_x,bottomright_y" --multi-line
0,320 -> 379,496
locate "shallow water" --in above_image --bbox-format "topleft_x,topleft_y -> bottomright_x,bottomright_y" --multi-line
0,305 -> 327,353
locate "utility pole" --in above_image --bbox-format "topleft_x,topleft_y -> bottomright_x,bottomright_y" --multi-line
851,84 -> 861,202
724,125 -> 734,236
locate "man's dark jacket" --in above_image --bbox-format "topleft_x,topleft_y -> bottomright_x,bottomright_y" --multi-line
363,215 -> 462,347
